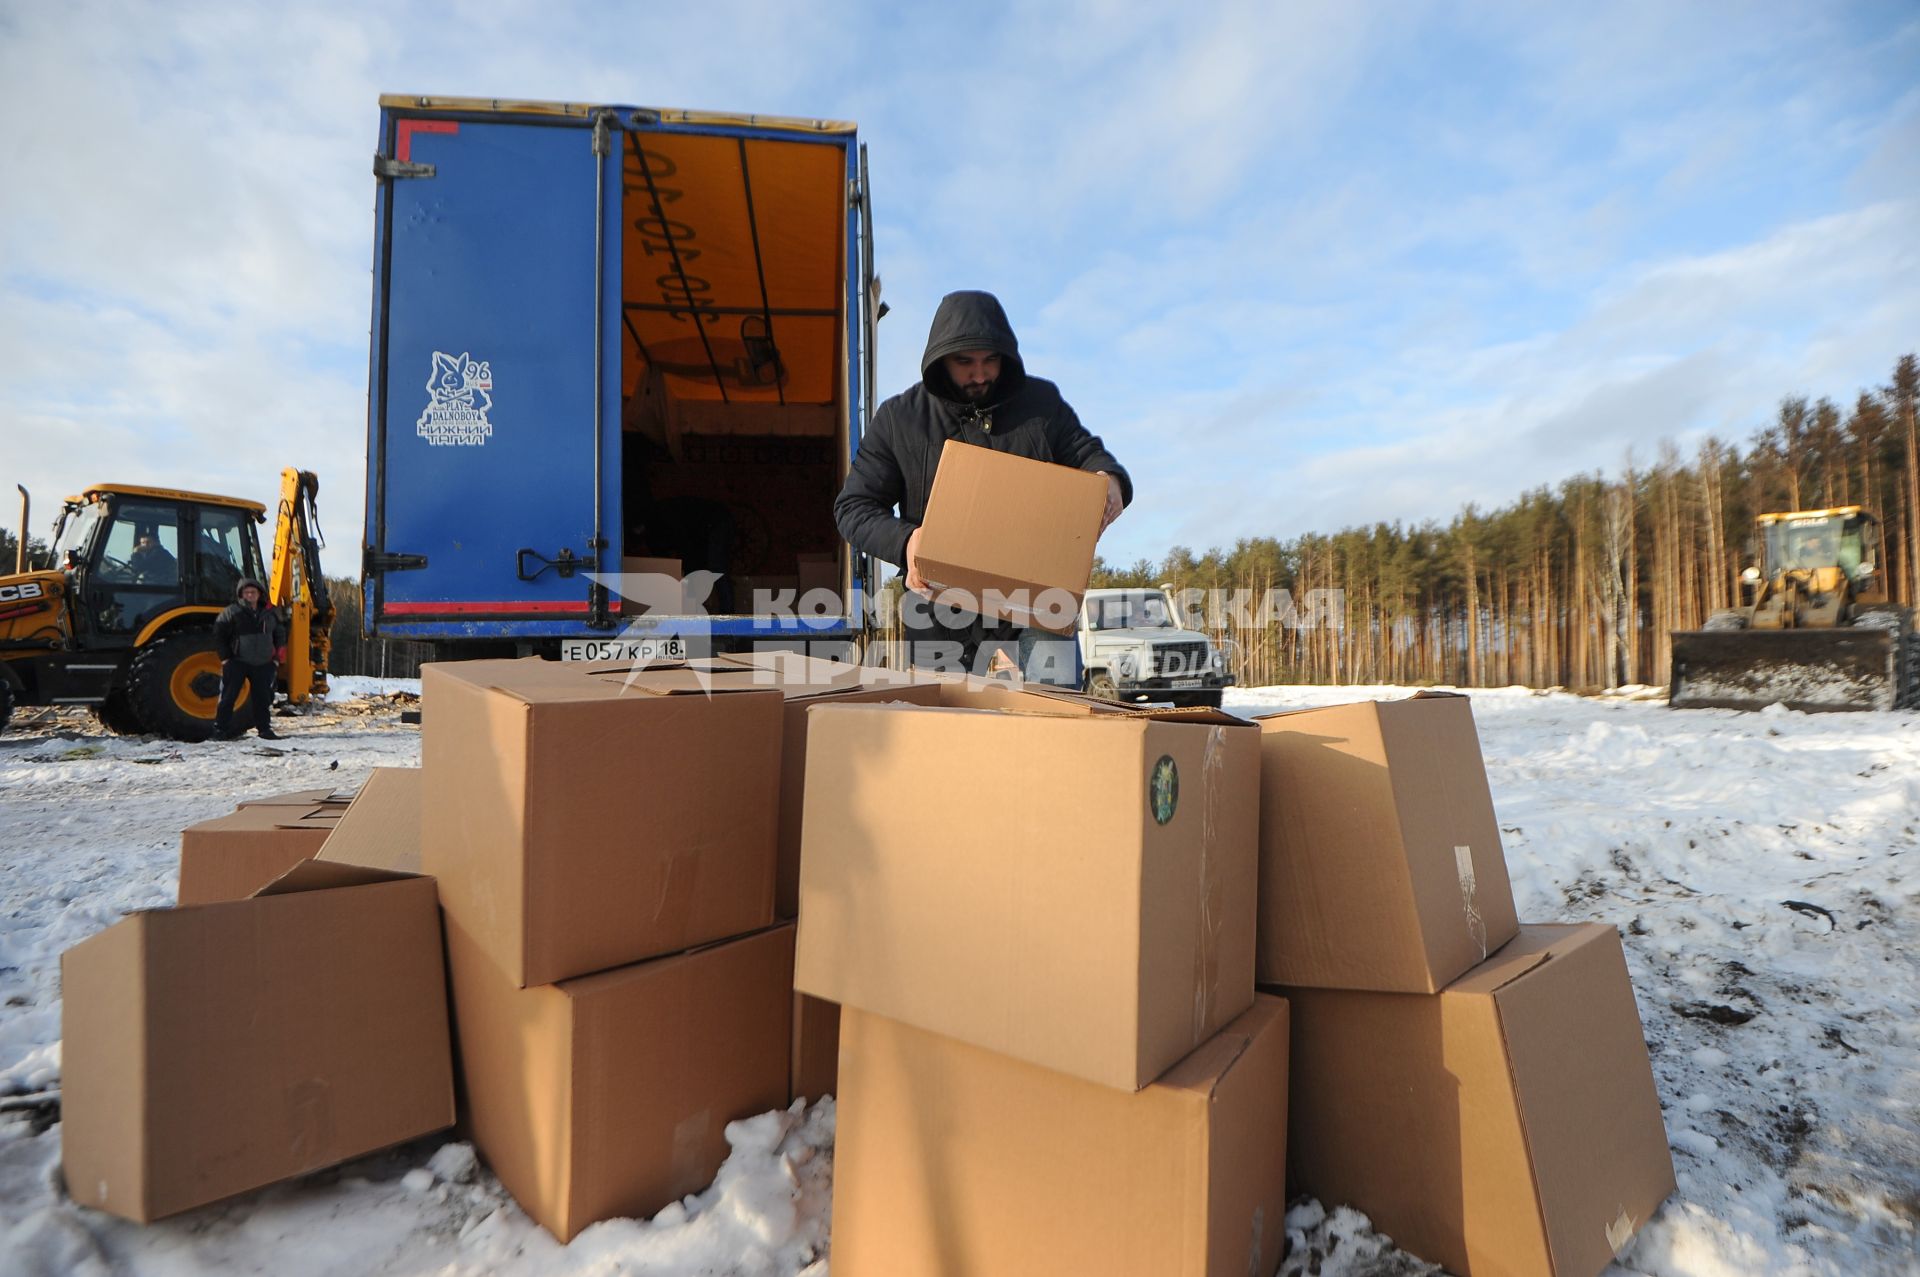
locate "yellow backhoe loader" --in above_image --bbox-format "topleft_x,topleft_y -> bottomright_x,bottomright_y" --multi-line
1669,507 -> 1916,712
0,469 -> 333,739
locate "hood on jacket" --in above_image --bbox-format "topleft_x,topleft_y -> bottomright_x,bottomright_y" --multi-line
920,290 -> 1027,404
235,578 -> 267,605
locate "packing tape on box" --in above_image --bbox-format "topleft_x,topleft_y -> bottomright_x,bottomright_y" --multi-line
1454,844 -> 1489,960
283,1077 -> 335,1166
653,845 -> 702,925
672,1109 -> 712,1187
1605,1208 -> 1637,1254
1193,726 -> 1228,1045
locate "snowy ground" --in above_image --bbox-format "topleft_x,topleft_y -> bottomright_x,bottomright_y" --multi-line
0,681 -> 1915,1276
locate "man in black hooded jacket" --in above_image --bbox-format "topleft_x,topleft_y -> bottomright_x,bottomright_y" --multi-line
835,290 -> 1131,673
213,578 -> 284,740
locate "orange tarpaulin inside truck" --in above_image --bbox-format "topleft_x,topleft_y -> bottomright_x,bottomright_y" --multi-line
621,131 -> 846,431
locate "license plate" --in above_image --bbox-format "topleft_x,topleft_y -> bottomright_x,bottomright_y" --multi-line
1170,678 -> 1204,689
559,637 -> 687,662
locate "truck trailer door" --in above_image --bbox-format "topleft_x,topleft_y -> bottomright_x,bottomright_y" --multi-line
366,110 -> 615,632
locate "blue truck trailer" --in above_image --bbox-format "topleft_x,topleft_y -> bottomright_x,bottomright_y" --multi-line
362,96 -> 877,658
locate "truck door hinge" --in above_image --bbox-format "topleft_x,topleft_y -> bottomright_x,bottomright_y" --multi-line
374,155 -> 436,180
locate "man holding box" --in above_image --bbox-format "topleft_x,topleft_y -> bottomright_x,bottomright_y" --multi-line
835,289 -> 1131,675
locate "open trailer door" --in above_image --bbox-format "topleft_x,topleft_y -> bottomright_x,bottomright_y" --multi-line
364,103 -> 616,635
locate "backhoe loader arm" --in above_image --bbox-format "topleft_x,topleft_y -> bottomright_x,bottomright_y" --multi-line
268,469 -> 334,702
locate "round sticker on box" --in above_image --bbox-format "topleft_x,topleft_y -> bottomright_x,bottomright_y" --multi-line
1149,754 -> 1179,825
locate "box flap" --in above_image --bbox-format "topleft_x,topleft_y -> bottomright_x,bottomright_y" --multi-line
1492,923 -> 1675,1277
250,857 -> 421,898
271,808 -> 343,831
1157,994 -> 1286,1097
1122,705 -> 1251,727
187,804 -> 336,836
236,786 -> 357,807
1444,925 -> 1584,997
318,767 -> 424,874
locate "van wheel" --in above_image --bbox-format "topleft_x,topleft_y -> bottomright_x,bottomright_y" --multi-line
1087,671 -> 1119,701
93,689 -> 146,735
129,629 -> 233,741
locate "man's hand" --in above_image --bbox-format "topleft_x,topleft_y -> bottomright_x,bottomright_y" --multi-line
905,526 -> 931,595
1096,472 -> 1124,532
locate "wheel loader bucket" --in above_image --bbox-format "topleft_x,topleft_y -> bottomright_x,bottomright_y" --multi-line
1669,627 -> 1899,713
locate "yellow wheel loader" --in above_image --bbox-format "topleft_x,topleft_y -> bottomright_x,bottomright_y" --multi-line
0,469 -> 333,740
1669,507 -> 1917,712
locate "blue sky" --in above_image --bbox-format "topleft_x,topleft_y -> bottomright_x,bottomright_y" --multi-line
2,1 -> 1915,577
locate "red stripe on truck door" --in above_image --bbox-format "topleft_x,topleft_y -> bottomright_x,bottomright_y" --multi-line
396,119 -> 458,163
381,600 -> 592,616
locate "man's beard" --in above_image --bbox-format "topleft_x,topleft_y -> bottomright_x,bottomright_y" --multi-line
958,378 -> 995,402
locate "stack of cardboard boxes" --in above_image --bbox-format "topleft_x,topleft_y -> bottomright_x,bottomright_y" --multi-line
793,689 -> 1294,1275
61,641 -> 1673,1274
1251,693 -> 1676,1277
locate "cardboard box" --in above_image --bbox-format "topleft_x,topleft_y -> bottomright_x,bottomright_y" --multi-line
445,918 -> 794,1242
61,860 -> 455,1223
916,440 -> 1107,633
735,574 -> 801,612
616,556 -> 688,615
795,700 -> 1259,1090
792,992 -> 841,1102
176,798 -> 349,905
831,995 -> 1291,1277
319,767 -> 423,873
422,658 -> 783,987
796,552 -> 838,602
1274,923 -> 1675,1277
1253,692 -> 1519,992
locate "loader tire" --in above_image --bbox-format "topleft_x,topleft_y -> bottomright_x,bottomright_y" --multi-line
92,690 -> 146,736
128,629 -> 234,742
0,678 -> 13,734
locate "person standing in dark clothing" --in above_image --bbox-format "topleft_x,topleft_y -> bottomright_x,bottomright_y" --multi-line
213,578 -> 284,740
834,289 -> 1130,674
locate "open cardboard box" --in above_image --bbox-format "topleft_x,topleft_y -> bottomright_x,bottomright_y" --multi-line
1273,923 -> 1675,1277
176,796 -> 352,905
62,859 -> 454,1224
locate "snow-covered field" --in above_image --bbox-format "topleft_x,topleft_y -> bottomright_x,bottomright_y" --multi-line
1,682 -> 1915,1276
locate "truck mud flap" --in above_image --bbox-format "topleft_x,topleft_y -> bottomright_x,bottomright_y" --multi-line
1669,627 -> 1898,713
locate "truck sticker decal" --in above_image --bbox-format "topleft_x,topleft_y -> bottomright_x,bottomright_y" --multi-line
416,351 -> 494,446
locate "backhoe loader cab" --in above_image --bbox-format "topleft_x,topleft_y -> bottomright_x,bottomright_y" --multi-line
0,471 -> 333,739
1670,506 -> 1916,712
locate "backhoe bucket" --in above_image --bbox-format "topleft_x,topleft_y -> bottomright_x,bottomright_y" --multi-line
1669,627 -> 1899,713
